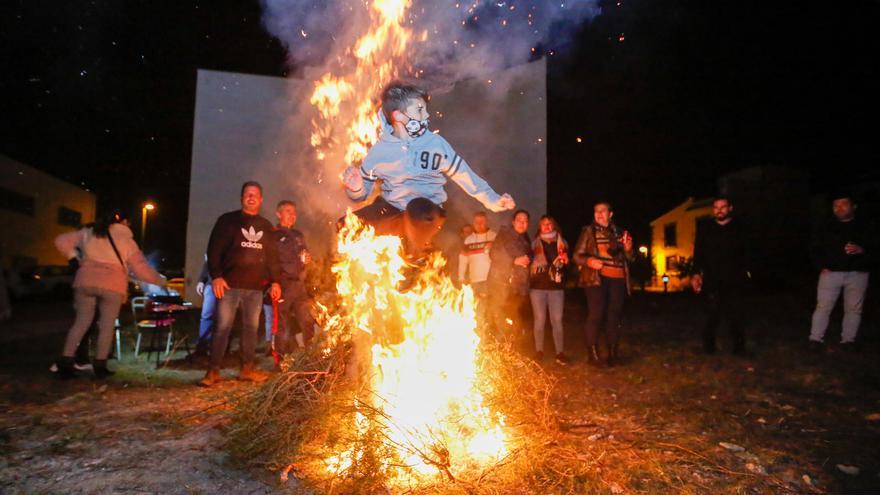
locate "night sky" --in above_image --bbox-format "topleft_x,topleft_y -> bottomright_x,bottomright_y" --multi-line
2,0 -> 878,266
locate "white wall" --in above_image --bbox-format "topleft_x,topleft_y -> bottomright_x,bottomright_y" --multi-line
185,61 -> 547,302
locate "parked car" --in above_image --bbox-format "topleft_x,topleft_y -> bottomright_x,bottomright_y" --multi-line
8,265 -> 74,299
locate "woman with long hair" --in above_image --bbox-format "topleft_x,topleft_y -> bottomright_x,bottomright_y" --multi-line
53,210 -> 165,378
529,215 -> 570,364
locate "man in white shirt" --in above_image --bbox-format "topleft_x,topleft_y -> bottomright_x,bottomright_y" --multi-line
458,212 -> 496,331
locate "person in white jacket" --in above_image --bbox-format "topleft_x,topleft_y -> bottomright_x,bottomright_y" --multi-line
458,212 -> 496,330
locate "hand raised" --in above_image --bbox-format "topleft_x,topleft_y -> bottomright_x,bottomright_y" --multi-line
342,166 -> 364,192
497,193 -> 516,211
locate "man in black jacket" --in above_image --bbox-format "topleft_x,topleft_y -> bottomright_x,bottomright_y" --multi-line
199,181 -> 281,386
808,193 -> 874,351
271,200 -> 316,355
691,196 -> 750,355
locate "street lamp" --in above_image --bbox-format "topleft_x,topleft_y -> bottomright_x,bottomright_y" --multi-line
638,245 -> 648,256
141,202 -> 155,247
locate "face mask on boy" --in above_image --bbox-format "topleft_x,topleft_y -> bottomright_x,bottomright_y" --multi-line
403,113 -> 430,138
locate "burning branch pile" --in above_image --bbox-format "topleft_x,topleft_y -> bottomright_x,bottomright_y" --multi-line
226,214 -> 593,494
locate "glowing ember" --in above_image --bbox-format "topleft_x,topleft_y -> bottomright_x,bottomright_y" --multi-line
324,212 -> 508,484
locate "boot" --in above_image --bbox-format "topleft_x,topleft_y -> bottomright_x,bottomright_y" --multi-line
587,345 -> 603,367
198,367 -> 222,387
238,362 -> 269,382
607,343 -> 620,367
54,356 -> 76,380
92,359 -> 115,379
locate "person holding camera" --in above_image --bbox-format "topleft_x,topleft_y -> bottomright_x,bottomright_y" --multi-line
529,215 -> 570,365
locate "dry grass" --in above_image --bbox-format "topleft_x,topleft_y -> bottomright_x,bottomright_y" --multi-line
226,330 -> 604,494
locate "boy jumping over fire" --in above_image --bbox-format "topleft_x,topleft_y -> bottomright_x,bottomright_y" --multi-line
341,82 -> 516,256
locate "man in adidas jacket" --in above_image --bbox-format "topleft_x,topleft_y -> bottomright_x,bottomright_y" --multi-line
200,181 -> 281,386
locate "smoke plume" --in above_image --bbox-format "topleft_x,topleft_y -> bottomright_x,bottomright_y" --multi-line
256,0 -> 600,249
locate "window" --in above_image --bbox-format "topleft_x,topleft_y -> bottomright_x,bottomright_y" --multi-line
0,186 -> 35,216
58,206 -> 82,227
664,222 -> 677,247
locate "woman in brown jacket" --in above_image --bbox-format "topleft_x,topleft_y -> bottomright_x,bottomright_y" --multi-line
573,202 -> 633,366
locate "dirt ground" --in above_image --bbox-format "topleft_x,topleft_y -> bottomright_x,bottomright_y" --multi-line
1,289 -> 878,494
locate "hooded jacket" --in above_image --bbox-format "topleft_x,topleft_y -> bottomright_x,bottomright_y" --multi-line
346,112 -> 506,212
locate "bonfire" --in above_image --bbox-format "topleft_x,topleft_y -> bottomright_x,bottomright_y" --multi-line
227,1 -> 591,492
228,211 -> 586,494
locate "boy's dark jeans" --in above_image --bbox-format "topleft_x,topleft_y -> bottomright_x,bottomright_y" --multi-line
702,288 -> 745,353
345,197 -> 446,257
584,276 -> 626,347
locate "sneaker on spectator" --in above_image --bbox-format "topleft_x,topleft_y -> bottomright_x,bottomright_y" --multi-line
555,353 -> 570,366
238,363 -> 270,382
808,340 -> 824,353
198,368 -> 222,387
49,362 -> 92,373
533,350 -> 544,362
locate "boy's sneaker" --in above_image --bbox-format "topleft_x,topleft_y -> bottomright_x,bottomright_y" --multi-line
808,340 -> 824,353
534,351 -> 545,362
555,353 -> 570,366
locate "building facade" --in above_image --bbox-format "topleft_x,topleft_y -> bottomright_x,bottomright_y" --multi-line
0,154 -> 96,270
649,197 -> 713,291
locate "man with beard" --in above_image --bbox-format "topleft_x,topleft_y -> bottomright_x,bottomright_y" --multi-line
691,196 -> 751,355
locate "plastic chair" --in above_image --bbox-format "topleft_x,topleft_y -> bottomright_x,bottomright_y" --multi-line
114,318 -> 122,360
131,296 -> 177,366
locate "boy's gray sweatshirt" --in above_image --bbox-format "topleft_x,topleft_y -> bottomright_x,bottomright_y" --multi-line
347,113 -> 505,212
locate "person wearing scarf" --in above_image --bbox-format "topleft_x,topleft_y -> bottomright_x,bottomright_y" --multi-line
529,215 -> 570,365
573,201 -> 634,367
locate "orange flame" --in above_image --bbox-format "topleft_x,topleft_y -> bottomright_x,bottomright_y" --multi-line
324,212 -> 508,483
308,3 -> 508,482
310,0 -> 412,166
